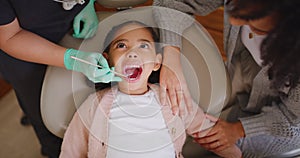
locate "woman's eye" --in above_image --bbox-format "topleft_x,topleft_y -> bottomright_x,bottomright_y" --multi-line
140,43 -> 150,49
116,43 -> 126,49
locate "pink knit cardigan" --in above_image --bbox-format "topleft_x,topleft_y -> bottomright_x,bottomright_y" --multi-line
60,84 -> 241,158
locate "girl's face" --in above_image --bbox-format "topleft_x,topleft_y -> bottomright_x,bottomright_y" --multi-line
229,12 -> 279,35
104,23 -> 161,94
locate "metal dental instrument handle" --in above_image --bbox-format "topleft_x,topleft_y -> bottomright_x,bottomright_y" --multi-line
70,56 -> 127,77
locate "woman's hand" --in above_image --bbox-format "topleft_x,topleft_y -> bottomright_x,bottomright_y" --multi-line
73,0 -> 98,39
193,119 -> 245,152
160,46 -> 192,116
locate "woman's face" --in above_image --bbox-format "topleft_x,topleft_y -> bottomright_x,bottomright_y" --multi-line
229,13 -> 278,35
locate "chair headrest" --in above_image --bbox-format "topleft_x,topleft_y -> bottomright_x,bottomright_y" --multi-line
96,0 -> 148,9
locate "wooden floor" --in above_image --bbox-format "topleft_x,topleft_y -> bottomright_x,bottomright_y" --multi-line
0,1 -> 223,157
0,90 -> 45,158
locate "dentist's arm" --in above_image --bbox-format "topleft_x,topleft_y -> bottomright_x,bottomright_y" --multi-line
0,18 -> 121,83
0,18 -> 66,67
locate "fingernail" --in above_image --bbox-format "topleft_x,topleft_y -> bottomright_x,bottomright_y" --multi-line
172,107 -> 179,115
74,28 -> 79,35
175,110 -> 179,116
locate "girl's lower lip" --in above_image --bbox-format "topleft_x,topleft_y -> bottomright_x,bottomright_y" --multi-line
122,65 -> 143,83
124,74 -> 141,83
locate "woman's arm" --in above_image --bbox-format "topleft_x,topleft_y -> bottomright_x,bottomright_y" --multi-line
153,0 -> 223,16
0,18 -> 66,67
0,18 -> 121,83
152,0 -> 224,115
153,0 -> 224,48
195,83 -> 300,156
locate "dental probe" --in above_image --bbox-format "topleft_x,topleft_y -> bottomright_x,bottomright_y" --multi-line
70,56 -> 127,77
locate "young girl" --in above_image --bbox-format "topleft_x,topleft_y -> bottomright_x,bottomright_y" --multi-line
59,21 -> 241,158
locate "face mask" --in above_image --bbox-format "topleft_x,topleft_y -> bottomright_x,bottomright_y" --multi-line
241,25 -> 267,66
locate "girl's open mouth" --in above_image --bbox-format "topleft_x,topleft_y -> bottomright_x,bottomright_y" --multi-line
124,65 -> 143,82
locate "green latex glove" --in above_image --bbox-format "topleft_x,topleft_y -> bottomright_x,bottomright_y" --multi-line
73,0 -> 98,39
64,49 -> 122,83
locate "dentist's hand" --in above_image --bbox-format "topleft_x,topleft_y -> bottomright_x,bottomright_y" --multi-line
73,0 -> 98,39
64,48 -> 122,83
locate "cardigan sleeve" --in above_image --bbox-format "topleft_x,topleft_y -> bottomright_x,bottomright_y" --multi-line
152,0 -> 223,48
59,112 -> 89,158
182,100 -> 208,135
153,0 -> 223,16
59,93 -> 99,158
238,83 -> 300,156
280,82 -> 300,125
240,83 -> 300,137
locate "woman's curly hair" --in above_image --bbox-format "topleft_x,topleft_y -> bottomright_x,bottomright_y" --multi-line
261,1 -> 300,89
226,0 -> 300,89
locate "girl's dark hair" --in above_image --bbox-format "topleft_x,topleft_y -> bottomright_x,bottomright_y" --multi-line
226,0 -> 300,89
103,21 -> 161,53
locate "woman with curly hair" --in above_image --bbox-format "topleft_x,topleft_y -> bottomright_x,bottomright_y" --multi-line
153,0 -> 300,157
193,0 -> 300,157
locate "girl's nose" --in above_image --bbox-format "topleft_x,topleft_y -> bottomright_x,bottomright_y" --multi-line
127,50 -> 138,58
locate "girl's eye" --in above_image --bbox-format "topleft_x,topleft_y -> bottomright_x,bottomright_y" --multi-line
140,43 -> 150,49
116,43 -> 127,49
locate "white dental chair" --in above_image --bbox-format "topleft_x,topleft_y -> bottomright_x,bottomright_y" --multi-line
41,2 -> 230,158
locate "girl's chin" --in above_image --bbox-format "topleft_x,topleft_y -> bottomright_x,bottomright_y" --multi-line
119,78 -> 147,88
118,82 -> 148,95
